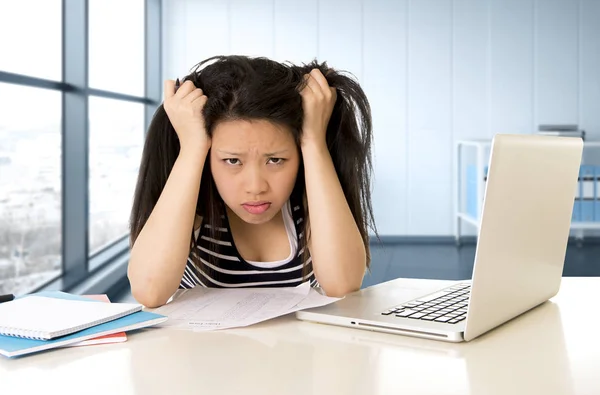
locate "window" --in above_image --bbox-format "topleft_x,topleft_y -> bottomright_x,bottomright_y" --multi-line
88,0 -> 145,96
89,97 -> 145,254
0,83 -> 62,294
0,0 -> 160,296
0,0 -> 62,81
88,0 -> 147,258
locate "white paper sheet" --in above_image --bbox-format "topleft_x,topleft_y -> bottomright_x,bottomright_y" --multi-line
150,282 -> 340,331
286,287 -> 343,314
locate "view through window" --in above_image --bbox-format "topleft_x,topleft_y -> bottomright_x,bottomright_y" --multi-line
0,83 -> 62,294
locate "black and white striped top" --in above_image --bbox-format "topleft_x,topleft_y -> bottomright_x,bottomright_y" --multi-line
180,197 -> 317,289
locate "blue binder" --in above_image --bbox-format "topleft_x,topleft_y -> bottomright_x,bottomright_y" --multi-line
466,165 -> 488,219
572,166 -> 583,222
572,199 -> 581,222
580,165 -> 596,222
596,166 -> 600,222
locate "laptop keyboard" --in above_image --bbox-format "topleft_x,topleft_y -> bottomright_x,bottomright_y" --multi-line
380,283 -> 471,324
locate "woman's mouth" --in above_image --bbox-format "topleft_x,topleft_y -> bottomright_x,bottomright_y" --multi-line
241,202 -> 271,214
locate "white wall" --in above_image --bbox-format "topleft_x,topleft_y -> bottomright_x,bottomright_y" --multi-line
162,0 -> 600,236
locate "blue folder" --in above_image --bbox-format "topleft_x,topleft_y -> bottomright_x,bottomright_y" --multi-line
0,291 -> 167,358
596,166 -> 600,222
580,165 -> 596,222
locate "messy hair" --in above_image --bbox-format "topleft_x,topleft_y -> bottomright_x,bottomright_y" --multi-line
130,55 -> 377,278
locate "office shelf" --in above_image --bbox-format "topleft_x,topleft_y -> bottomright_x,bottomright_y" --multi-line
454,138 -> 600,246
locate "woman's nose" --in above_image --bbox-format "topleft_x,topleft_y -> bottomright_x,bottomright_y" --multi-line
245,166 -> 268,195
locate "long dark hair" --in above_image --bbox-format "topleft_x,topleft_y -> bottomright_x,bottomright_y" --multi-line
130,55 -> 377,277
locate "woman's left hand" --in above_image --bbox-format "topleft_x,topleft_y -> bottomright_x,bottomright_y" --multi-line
299,69 -> 337,148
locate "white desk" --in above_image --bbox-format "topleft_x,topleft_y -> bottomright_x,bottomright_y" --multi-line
1,277 -> 599,395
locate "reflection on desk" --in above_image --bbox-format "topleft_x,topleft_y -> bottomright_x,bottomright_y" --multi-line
0,277 -> 598,395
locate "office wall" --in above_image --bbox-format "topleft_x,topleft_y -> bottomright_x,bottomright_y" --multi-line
162,0 -> 600,236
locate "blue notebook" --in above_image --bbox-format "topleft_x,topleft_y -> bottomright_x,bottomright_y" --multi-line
0,291 -> 167,358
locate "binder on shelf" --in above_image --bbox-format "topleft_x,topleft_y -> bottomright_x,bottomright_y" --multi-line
466,165 -> 488,219
466,165 -> 477,219
582,200 -> 594,222
572,199 -> 581,222
595,166 -> 600,222
580,165 -> 596,222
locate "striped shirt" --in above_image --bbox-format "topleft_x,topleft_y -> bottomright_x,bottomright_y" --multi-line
180,197 -> 317,289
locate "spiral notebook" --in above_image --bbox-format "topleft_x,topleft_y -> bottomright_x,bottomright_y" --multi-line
64,294 -> 128,347
0,295 -> 142,340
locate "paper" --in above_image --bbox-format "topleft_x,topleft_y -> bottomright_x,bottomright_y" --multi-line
150,283 -> 340,331
285,287 -> 343,313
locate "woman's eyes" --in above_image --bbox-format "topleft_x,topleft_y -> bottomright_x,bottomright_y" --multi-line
222,158 -> 286,166
267,158 -> 285,165
223,158 -> 241,165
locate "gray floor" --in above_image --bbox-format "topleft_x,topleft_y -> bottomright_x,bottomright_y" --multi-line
115,240 -> 600,302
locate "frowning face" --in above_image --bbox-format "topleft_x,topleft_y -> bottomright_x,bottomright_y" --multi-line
210,119 -> 300,225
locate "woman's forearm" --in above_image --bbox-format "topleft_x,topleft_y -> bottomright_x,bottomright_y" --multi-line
302,141 -> 366,297
128,147 -> 208,307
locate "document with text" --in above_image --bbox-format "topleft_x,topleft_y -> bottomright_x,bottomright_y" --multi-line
149,282 -> 341,331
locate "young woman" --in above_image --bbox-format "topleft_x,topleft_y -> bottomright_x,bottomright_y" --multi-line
127,55 -> 376,307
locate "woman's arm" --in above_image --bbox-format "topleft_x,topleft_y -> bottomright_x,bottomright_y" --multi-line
302,142 -> 366,297
299,69 -> 366,297
128,79 -> 210,308
128,148 -> 208,308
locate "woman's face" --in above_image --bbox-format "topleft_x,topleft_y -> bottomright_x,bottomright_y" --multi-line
210,119 -> 300,225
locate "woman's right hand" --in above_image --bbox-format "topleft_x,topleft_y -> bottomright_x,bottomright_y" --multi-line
163,79 -> 210,153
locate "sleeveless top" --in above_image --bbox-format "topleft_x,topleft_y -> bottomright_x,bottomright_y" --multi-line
180,196 -> 318,289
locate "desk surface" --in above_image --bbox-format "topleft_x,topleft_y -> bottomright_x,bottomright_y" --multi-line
1,277 -> 598,395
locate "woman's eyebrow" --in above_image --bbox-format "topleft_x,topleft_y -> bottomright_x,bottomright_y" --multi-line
216,149 -> 243,156
263,149 -> 290,157
216,149 -> 290,156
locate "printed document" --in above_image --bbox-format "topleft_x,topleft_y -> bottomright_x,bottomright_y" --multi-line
150,282 -> 340,331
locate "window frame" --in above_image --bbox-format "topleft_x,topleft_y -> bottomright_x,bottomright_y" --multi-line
0,0 -> 161,297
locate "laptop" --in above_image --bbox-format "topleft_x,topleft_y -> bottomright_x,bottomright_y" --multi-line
296,298 -> 571,392
296,133 -> 583,342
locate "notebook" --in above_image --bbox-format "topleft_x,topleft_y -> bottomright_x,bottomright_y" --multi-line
64,295 -> 128,347
0,295 -> 142,340
0,291 -> 168,358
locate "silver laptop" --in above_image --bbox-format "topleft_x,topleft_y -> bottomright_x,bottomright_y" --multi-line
296,133 -> 583,342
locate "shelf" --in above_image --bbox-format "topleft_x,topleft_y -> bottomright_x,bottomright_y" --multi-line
457,212 -> 600,230
567,222 -> 600,230
455,137 -> 600,243
457,213 -> 480,228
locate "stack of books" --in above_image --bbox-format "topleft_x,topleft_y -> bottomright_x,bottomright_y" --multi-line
0,291 -> 167,358
536,124 -> 586,140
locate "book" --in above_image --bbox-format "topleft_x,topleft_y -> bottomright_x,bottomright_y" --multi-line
0,295 -> 142,340
0,291 -> 167,358
64,295 -> 128,347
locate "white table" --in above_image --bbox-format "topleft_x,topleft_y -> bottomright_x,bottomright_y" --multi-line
1,277 -> 598,395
